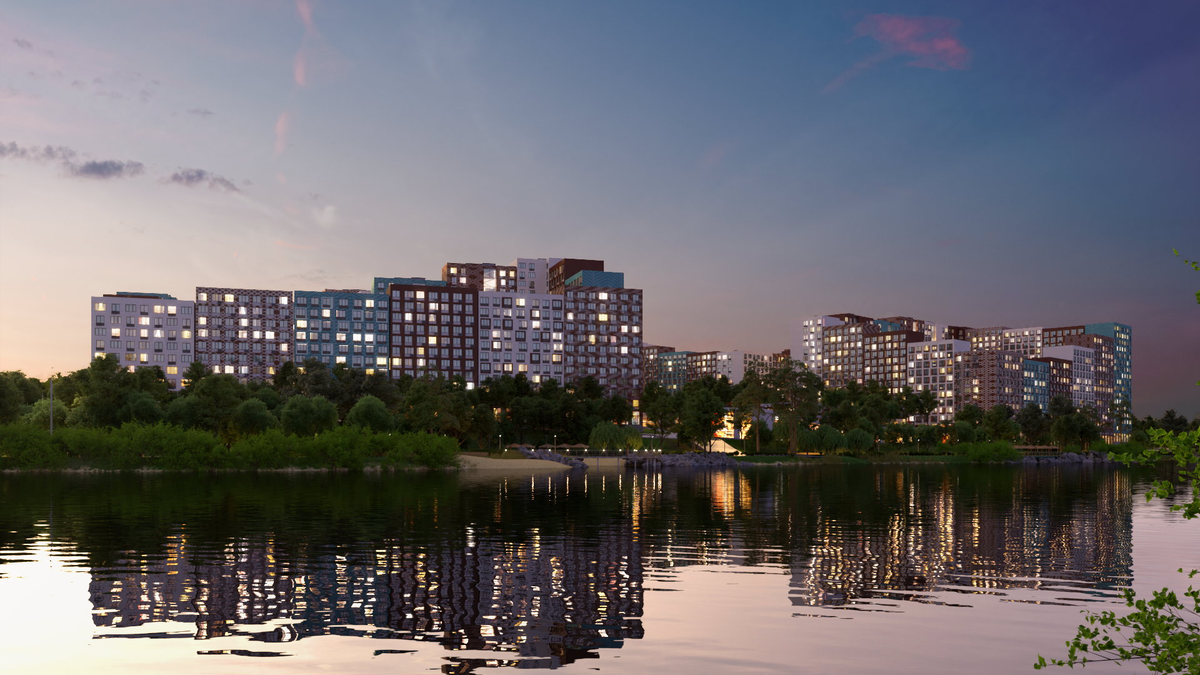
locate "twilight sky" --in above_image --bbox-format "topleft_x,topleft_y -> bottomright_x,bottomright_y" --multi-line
1,1 -> 1197,417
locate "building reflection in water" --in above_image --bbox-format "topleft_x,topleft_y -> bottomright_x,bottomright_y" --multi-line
84,466 -> 1132,669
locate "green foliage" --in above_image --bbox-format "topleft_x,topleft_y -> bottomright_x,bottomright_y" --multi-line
381,432 -> 460,468
0,424 -> 67,469
280,395 -> 338,436
230,399 -> 278,438
21,398 -> 68,430
959,441 -> 1020,463
109,423 -> 229,470
1039,252 -> 1200,672
845,427 -> 874,453
679,387 -> 725,452
344,395 -> 393,433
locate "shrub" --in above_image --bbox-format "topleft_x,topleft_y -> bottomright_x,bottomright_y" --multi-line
0,424 -> 67,469
109,423 -> 229,470
230,429 -> 305,469
383,432 -> 459,468
845,428 -> 875,453
307,426 -> 369,469
962,441 -> 1020,463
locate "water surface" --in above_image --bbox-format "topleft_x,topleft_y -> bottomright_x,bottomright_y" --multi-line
0,465 -> 1192,674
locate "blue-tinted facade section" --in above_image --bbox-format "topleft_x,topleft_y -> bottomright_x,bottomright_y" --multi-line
872,319 -> 906,333
1086,322 -> 1133,434
1022,358 -> 1050,412
657,351 -> 693,392
373,277 -> 447,294
293,290 -> 390,371
565,270 -> 624,289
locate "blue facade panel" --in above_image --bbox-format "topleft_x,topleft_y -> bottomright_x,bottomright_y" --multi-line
565,270 -> 624,289
293,290 -> 390,371
1023,358 -> 1050,412
373,277 -> 447,294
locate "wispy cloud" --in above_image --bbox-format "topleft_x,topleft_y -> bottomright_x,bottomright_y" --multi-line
13,38 -> 34,51
296,0 -> 317,35
68,159 -> 144,179
164,168 -> 240,193
274,111 -> 290,155
293,51 -> 307,86
187,108 -> 214,118
274,239 -> 317,251
825,14 -> 971,91
0,141 -> 75,162
312,204 -> 338,228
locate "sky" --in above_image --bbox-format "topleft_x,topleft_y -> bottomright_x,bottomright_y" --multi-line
0,0 -> 1197,417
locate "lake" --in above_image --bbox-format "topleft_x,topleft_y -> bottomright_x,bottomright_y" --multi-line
0,464 -> 1193,674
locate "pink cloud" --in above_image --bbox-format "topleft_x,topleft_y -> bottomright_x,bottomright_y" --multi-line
274,111 -> 290,156
295,0 -> 316,35
293,52 -> 307,86
826,14 -> 970,91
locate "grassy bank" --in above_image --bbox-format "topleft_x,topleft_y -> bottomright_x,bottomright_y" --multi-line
0,423 -> 459,471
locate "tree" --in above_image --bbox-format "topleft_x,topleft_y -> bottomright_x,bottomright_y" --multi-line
21,398 -> 68,430
767,359 -> 823,455
588,421 -> 627,451
344,395 -> 392,433
230,399 -> 278,438
731,374 -> 768,455
641,382 -> 678,450
1016,404 -> 1050,445
182,360 -> 210,392
981,405 -> 1018,442
680,387 -> 725,452
0,374 -> 25,423
1039,250 -> 1200,672
955,404 -> 984,427
280,395 -> 338,436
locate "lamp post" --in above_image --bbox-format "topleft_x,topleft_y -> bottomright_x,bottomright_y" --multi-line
48,373 -> 54,436
553,434 -> 557,455
499,433 -> 503,454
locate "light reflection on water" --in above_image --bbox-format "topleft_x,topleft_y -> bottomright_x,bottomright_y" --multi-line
0,465 -> 1177,674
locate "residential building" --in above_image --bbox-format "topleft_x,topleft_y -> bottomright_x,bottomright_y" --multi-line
906,340 -> 969,423
476,291 -> 564,385
292,290 -> 389,373
514,258 -> 556,294
711,351 -> 771,385
372,276 -> 445,294
194,287 -> 293,380
955,349 -> 1025,412
566,270 -> 625,289
1043,345 -> 1097,413
442,262 -> 516,292
864,330 -> 924,395
656,352 -> 692,392
1023,359 -> 1051,413
89,292 -> 194,390
386,282 -> 479,387
641,344 -> 675,386
548,259 -> 604,295
562,285 -> 643,400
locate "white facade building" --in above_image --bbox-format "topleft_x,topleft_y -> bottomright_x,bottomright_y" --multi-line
90,293 -> 195,390
514,258 -> 559,295
477,291 -> 565,385
712,351 -> 770,385
906,339 -> 970,423
792,315 -> 846,378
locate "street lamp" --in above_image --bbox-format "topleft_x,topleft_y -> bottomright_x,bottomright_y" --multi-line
499,433 -> 503,453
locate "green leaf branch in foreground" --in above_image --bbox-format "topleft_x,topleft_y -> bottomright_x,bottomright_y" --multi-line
1036,429 -> 1200,673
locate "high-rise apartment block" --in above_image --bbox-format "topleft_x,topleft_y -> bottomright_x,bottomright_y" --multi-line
789,313 -> 1133,439
194,287 -> 293,379
293,289 -> 390,373
89,292 -> 194,390
386,281 -> 479,387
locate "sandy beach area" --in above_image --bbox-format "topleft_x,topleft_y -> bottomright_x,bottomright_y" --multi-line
457,455 -> 571,471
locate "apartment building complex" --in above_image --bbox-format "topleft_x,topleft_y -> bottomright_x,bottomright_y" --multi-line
89,292 -> 194,390
91,256 -> 640,399
194,287 -> 293,380
790,313 -> 1133,437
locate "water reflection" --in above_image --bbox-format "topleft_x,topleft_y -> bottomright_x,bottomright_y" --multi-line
0,466 -> 1135,671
